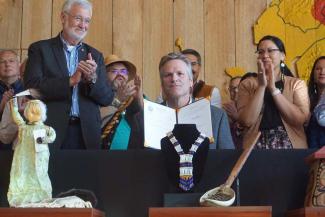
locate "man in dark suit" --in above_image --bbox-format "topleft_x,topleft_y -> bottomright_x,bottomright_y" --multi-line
159,52 -> 234,149
24,0 -> 113,149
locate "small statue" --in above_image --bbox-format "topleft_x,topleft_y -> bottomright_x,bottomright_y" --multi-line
7,97 -> 56,207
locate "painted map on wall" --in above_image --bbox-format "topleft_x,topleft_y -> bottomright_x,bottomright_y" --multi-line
254,0 -> 325,81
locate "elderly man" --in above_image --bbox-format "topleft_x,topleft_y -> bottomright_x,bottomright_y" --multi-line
24,0 -> 113,149
159,52 -> 234,149
101,54 -> 143,149
0,50 -> 24,117
0,50 -> 24,149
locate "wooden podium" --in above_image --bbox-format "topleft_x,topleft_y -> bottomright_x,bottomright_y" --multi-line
304,146 -> 325,207
149,206 -> 271,217
286,207 -> 325,217
286,148 -> 325,217
0,208 -> 105,217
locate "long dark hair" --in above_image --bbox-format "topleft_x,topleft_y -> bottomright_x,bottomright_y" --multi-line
257,35 -> 294,77
308,56 -> 325,111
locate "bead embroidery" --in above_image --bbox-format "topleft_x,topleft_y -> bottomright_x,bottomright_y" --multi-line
101,96 -> 134,148
167,131 -> 206,191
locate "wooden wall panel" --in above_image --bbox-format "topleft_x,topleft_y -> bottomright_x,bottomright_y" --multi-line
235,0 -> 267,74
22,0 -> 52,49
204,0 -> 236,101
21,49 -> 28,63
0,0 -> 22,49
174,0 -> 204,80
113,0 -> 142,79
143,0 -> 173,100
85,0 -> 112,57
52,0 -> 65,36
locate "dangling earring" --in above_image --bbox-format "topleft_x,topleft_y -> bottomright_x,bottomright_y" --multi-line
279,60 -> 285,82
314,83 -> 318,95
280,60 -> 285,68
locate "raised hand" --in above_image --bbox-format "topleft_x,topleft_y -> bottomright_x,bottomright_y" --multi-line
257,59 -> 267,88
264,61 -> 276,92
1,89 -> 14,104
69,70 -> 82,86
115,80 -> 137,102
223,101 -> 239,122
78,53 -> 97,83
133,75 -> 142,98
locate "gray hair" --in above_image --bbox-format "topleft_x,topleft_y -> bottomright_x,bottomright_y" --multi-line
0,49 -> 20,62
62,0 -> 92,15
158,52 -> 193,80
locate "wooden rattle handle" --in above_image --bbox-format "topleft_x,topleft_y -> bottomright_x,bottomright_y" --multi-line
224,132 -> 261,187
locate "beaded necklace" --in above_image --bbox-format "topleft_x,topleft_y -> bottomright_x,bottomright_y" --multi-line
167,131 -> 206,191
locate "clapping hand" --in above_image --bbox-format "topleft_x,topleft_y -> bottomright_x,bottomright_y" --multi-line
1,89 -> 14,105
257,59 -> 267,88
223,101 -> 239,122
78,53 -> 97,83
115,79 -> 137,102
133,75 -> 142,99
257,59 -> 276,91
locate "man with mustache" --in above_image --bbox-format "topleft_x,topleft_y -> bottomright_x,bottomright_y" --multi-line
24,0 -> 113,150
101,55 -> 143,150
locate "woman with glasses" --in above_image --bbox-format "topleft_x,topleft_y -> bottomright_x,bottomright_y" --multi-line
306,56 -> 325,148
237,35 -> 310,149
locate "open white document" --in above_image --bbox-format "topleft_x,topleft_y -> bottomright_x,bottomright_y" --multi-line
144,98 -> 213,149
15,89 -> 31,97
14,89 -> 41,99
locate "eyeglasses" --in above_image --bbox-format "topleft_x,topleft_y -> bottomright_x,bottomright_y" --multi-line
110,69 -> 128,75
191,61 -> 199,66
228,86 -> 238,92
65,12 -> 91,25
255,48 -> 280,56
0,59 -> 18,64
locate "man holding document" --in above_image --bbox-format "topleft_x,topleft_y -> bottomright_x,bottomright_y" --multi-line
144,52 -> 234,149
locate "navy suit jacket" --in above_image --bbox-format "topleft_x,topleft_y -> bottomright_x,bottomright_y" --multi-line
306,114 -> 325,149
24,35 -> 114,149
210,105 -> 235,149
